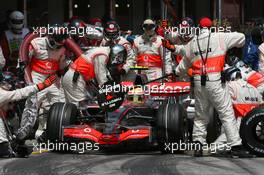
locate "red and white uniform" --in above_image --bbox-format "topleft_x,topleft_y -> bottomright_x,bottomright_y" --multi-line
0,47 -> 5,69
133,34 -> 172,81
0,85 -> 38,143
214,79 -> 263,147
258,43 -> 264,73
62,47 -> 110,106
100,36 -> 135,73
29,37 -> 66,109
0,28 -> 29,69
239,66 -> 264,96
176,29 -> 245,146
229,79 -> 263,117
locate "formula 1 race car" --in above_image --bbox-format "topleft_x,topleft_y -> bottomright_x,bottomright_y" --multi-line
46,73 -> 192,153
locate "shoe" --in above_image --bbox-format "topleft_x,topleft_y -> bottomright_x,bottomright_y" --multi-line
14,144 -> 33,158
11,139 -> 33,158
0,142 -> 15,158
193,141 -> 203,157
230,145 -> 256,158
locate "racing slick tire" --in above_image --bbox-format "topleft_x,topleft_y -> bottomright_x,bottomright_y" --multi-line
240,106 -> 264,156
47,102 -> 78,152
206,108 -> 221,144
156,103 -> 188,153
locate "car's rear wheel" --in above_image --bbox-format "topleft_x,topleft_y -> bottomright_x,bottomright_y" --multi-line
156,103 -> 188,153
47,102 -> 78,152
240,106 -> 264,156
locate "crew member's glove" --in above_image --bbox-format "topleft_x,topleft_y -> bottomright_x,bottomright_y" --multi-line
16,61 -> 27,79
162,39 -> 175,52
36,74 -> 57,91
172,69 -> 177,77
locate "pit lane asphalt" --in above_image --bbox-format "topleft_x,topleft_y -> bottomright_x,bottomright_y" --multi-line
1,149 -> 264,175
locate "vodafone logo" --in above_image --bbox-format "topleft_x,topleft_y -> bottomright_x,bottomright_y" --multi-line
45,62 -> 53,69
182,20 -> 187,26
132,129 -> 139,133
109,24 -> 115,29
84,128 -> 92,133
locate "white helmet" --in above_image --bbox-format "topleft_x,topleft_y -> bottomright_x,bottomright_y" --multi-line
142,19 -> 156,36
9,11 -> 24,34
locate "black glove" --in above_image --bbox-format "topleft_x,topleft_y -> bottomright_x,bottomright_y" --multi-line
172,70 -> 177,77
56,67 -> 69,78
17,61 -> 27,80
119,68 -> 126,75
110,68 -> 126,76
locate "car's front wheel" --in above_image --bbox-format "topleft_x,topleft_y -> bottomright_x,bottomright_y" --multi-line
46,102 -> 78,152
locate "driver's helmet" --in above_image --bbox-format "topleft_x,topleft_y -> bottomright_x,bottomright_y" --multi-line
68,19 -> 87,40
104,20 -> 120,41
178,17 -> 195,42
47,24 -> 68,49
127,87 -> 145,105
8,11 -> 24,34
224,66 -> 241,81
108,44 -> 127,66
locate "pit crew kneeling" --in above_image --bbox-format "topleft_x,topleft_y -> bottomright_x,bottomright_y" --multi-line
62,44 -> 127,107
212,66 -> 263,156
0,74 -> 57,157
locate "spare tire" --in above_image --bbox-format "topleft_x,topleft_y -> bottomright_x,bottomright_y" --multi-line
47,102 -> 78,142
156,103 -> 188,153
240,106 -> 264,156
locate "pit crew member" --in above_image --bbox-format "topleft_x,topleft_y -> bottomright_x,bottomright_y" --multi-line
133,19 -> 172,81
174,18 -> 250,157
213,67 -> 263,153
62,44 -> 127,106
0,11 -> 29,71
0,74 -> 57,157
100,21 -> 135,76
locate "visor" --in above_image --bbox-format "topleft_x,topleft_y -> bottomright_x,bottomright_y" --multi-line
142,24 -> 156,31
10,19 -> 23,25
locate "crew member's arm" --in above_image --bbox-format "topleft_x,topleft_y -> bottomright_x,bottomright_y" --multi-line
122,42 -> 136,73
94,55 -> 109,86
162,39 -> 186,56
223,32 -> 245,50
163,47 -> 172,74
28,43 -> 35,59
0,86 -> 38,106
0,46 -> 5,69
132,40 -> 139,62
0,75 -> 57,106
57,47 -> 69,76
175,43 -> 192,76
258,43 -> 264,73
227,81 -> 237,100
